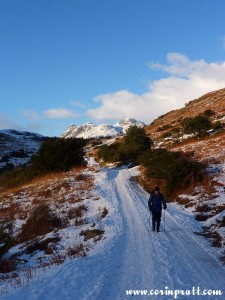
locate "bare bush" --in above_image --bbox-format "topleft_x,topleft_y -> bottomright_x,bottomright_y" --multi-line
75,174 -> 90,181
101,207 -> 108,219
18,204 -> 62,243
0,222 -> 14,258
67,243 -> 86,257
80,229 -> 104,240
24,237 -> 60,255
0,258 -> 17,273
195,204 -> 211,213
68,205 -> 87,219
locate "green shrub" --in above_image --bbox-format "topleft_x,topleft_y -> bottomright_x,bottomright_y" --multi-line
11,149 -> 28,158
0,138 -> 87,190
181,115 -> 212,135
203,109 -> 215,118
0,155 -> 10,163
166,156 -> 204,194
123,126 -> 153,150
140,149 -> 204,195
97,143 -> 123,163
98,126 -> 153,165
32,138 -> 87,173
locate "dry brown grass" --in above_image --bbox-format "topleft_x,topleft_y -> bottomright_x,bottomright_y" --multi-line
67,243 -> 86,257
218,216 -> 225,228
204,231 -> 223,247
0,202 -> 20,221
215,205 -> 225,214
199,177 -> 217,199
0,258 -> 17,273
80,229 -> 104,241
169,130 -> 225,162
18,204 -> 62,243
87,166 -> 100,173
0,167 -> 94,224
75,179 -> 94,191
67,195 -> 84,204
75,173 -> 90,181
176,197 -> 192,206
68,205 -> 87,219
0,164 -> 107,281
195,214 -> 209,221
36,188 -> 52,199
195,204 -> 211,213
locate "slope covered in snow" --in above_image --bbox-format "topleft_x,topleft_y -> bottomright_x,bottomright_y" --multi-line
0,129 -> 45,169
2,159 -> 225,300
61,118 -> 145,139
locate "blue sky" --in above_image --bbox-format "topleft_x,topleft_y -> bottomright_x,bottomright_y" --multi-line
1,0 -> 225,136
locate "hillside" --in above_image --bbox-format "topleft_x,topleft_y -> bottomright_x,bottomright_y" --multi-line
146,87 -> 225,140
144,88 -> 225,163
0,130 -> 45,170
0,160 -> 110,285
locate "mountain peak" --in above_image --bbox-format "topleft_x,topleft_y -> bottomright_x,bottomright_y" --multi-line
61,118 -> 145,139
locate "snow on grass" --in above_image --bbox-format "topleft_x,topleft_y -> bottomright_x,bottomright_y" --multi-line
176,160 -> 225,255
0,160 -> 118,296
1,160 -> 225,299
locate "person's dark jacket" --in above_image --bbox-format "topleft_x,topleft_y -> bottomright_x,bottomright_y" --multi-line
148,192 -> 167,213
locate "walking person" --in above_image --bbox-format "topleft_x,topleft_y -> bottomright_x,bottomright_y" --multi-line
148,186 -> 167,232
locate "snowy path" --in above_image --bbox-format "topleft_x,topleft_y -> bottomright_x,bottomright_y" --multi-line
94,168 -> 225,300
3,166 -> 225,300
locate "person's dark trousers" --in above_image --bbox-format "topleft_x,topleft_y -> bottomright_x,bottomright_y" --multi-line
152,211 -> 162,231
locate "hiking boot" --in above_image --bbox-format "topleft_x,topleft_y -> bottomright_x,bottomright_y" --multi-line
152,228 -> 155,232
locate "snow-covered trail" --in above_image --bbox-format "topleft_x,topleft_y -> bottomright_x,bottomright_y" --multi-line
3,166 -> 225,300
95,167 -> 225,300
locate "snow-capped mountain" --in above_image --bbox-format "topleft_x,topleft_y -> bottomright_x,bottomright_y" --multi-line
61,118 -> 146,139
0,129 -> 45,170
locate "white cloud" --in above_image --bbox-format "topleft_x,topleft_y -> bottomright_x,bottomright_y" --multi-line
43,108 -> 78,119
0,112 -> 25,130
22,108 -> 78,120
87,53 -> 225,123
69,100 -> 86,109
22,109 -> 40,120
150,52 -> 206,77
0,112 -> 47,134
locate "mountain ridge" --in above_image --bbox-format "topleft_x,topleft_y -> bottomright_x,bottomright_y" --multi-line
61,118 -> 146,139
0,129 -> 45,170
